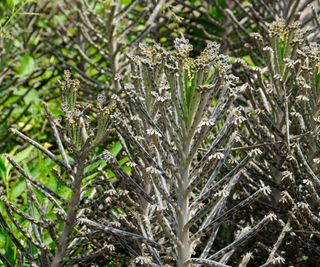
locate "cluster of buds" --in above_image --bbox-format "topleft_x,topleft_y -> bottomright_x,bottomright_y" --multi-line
60,70 -> 116,156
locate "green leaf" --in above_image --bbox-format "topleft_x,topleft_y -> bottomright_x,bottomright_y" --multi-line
243,55 -> 255,67
6,0 -> 15,8
0,232 -> 6,249
121,0 -> 132,4
13,87 -> 28,96
0,156 -> 11,189
118,156 -> 129,166
13,146 -> 33,163
6,0 -> 25,7
211,98 -> 218,107
9,179 -> 26,200
5,239 -> 16,264
17,54 -> 35,76
0,157 -> 6,174
43,173 -> 57,193
24,88 -> 40,104
108,141 -> 122,157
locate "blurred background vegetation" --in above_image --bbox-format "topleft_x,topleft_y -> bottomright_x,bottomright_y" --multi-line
0,0 -> 320,266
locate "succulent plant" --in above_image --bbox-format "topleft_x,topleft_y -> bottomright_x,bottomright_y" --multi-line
155,0 -> 320,60
104,38 -> 275,266
1,0 -> 320,266
236,20 -> 320,265
48,0 -> 167,98
0,72 -> 122,266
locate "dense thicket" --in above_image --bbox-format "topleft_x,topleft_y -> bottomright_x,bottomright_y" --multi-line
0,1 -> 320,266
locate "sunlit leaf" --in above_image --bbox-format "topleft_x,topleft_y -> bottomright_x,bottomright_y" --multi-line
16,54 -> 35,76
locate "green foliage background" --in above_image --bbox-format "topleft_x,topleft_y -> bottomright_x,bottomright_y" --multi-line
0,0 -> 319,266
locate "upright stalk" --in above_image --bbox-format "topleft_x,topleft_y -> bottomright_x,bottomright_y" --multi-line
51,161 -> 84,267
177,158 -> 191,266
115,38 -> 270,265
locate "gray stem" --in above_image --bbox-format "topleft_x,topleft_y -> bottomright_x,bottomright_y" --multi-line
51,162 -> 84,267
177,137 -> 192,267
